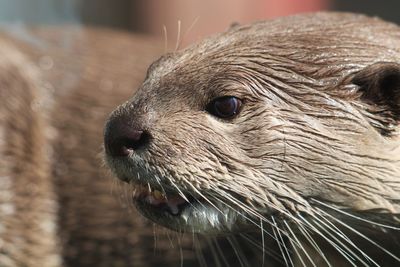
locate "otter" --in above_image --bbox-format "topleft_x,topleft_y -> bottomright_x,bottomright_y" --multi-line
2,27 -> 229,267
104,12 -> 400,266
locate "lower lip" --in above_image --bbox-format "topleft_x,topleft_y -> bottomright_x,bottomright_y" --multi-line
134,191 -> 193,216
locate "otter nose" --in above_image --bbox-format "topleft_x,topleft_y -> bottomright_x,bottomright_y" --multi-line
104,119 -> 150,157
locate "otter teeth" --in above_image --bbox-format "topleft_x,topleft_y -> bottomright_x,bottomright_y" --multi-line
134,185 -> 188,215
145,190 -> 167,205
153,189 -> 164,200
145,193 -> 185,215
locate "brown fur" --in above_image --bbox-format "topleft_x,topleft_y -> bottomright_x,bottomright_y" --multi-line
105,12 -> 400,266
0,42 -> 60,267
0,27 -> 229,267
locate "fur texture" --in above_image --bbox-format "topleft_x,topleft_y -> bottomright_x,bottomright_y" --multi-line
105,12 -> 400,266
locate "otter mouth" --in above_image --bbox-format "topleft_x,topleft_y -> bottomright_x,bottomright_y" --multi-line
133,184 -> 193,217
131,183 -> 248,234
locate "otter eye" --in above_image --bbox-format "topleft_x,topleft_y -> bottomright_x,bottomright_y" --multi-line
207,96 -> 242,119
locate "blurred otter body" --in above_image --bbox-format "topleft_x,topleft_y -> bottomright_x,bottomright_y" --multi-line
0,42 -> 60,267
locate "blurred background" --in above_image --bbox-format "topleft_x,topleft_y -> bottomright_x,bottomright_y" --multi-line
0,0 -> 399,47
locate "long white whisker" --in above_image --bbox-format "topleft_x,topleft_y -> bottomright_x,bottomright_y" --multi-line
193,234 -> 208,267
204,236 -> 222,267
286,236 -> 307,267
239,233 -> 284,264
260,218 -> 265,267
284,220 -> 316,267
272,216 -> 294,267
175,20 -> 181,51
211,237 -> 230,267
226,236 -> 250,267
312,199 -> 400,230
316,207 -> 400,263
166,230 -> 175,249
163,25 -> 168,53
272,221 -> 290,267
185,183 -> 224,214
311,211 -> 380,267
170,181 -> 190,202
215,183 -> 308,227
178,16 -> 200,48
211,191 -> 274,232
176,232 -> 184,267
152,223 -> 158,253
296,219 -> 332,267
299,214 -> 358,267
211,186 -> 292,242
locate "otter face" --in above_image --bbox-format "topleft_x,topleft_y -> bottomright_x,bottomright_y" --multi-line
104,13 -> 400,240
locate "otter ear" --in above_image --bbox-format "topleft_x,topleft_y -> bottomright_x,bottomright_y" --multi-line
352,62 -> 400,120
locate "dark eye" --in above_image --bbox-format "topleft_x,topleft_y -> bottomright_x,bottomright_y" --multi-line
206,96 -> 242,119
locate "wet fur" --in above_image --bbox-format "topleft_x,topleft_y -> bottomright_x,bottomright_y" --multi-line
106,12 -> 400,266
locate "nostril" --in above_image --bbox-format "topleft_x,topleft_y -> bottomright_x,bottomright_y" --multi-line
112,133 -> 142,157
104,121 -> 151,158
117,130 -> 150,153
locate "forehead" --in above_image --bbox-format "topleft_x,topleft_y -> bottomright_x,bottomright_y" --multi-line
140,13 -> 398,105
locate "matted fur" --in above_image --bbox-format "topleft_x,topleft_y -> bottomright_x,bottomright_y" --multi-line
105,12 -> 400,266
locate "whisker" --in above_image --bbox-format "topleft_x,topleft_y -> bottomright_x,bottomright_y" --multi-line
176,232 -> 184,267
152,223 -> 158,253
284,220 -> 316,267
211,187 -> 301,246
286,236 -> 307,267
312,199 -> 400,230
227,235 -> 251,267
272,222 -> 290,267
166,230 -> 175,249
296,219 -> 332,267
211,186 -> 270,220
212,237 -> 230,267
163,25 -> 168,53
185,183 -> 224,214
179,16 -> 200,48
214,182 -> 309,229
193,234 -> 208,267
272,216 -> 295,267
311,211 -> 380,266
302,214 -> 377,267
154,175 -> 169,201
169,181 -> 189,201
205,236 -> 223,267
240,233 -> 284,264
260,218 -> 266,267
299,214 -> 358,267
115,179 -> 134,212
175,20 -> 182,51
211,191 -> 286,244
316,207 -> 400,263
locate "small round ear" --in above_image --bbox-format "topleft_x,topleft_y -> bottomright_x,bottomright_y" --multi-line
350,62 -> 400,135
352,62 -> 400,110
352,62 -> 400,119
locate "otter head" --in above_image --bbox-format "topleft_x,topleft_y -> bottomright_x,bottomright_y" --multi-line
104,13 -> 400,241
